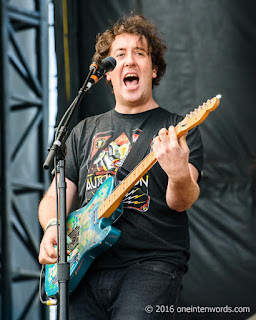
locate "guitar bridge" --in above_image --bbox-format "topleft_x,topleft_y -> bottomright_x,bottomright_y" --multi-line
67,226 -> 80,251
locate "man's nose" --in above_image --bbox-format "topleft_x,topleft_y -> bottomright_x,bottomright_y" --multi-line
125,53 -> 136,67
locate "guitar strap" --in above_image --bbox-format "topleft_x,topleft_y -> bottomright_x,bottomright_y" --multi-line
88,108 -> 165,182
89,110 -> 151,170
116,107 -> 165,182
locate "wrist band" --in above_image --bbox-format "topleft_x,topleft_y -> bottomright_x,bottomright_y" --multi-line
44,218 -> 60,233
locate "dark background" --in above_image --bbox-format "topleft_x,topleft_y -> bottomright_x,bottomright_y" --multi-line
54,1 -> 256,319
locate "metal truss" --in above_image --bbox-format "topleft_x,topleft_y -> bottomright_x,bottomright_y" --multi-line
0,1 -> 49,319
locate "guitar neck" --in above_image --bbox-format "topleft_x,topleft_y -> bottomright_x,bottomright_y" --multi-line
97,125 -> 183,220
97,95 -> 221,220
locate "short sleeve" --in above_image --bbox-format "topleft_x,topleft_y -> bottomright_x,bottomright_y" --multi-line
187,126 -> 204,182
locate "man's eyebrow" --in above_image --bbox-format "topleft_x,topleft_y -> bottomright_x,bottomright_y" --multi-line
134,46 -> 147,52
112,48 -> 125,54
113,46 -> 147,53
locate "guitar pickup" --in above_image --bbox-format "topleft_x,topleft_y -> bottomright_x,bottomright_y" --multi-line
67,226 -> 80,251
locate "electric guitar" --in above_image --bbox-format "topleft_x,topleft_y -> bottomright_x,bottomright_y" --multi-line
45,95 -> 221,297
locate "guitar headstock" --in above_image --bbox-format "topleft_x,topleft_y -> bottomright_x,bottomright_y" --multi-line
176,95 -> 221,137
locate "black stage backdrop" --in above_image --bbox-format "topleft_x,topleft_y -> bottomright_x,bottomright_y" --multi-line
54,1 -> 256,319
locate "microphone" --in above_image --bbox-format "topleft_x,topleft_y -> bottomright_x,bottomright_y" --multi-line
86,56 -> 116,90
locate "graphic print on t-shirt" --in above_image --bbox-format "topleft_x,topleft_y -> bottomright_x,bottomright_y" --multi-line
85,130 -> 150,212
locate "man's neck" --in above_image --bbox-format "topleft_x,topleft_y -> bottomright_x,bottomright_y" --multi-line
115,100 -> 159,114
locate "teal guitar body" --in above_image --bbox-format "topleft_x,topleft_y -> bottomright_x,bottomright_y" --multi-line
45,176 -> 122,297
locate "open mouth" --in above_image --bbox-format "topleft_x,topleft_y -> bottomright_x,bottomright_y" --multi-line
123,73 -> 139,88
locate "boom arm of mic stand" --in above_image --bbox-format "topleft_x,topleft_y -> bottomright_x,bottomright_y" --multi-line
43,68 -> 94,170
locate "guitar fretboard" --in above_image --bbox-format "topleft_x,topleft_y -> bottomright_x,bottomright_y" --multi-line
97,125 -> 185,219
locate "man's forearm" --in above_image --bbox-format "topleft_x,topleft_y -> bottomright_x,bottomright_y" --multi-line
38,177 -> 78,230
166,176 -> 200,212
38,193 -> 58,230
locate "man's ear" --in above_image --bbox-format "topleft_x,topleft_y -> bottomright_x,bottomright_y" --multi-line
152,67 -> 158,79
106,72 -> 111,81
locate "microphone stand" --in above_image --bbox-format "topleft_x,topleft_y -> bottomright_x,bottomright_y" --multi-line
43,67 -> 94,320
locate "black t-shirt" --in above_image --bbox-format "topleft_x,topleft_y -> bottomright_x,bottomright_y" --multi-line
65,107 -> 203,272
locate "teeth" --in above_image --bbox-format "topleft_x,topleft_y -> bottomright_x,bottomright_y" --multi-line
125,73 -> 138,79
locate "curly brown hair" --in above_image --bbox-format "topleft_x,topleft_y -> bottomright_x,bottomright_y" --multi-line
92,14 -> 167,87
